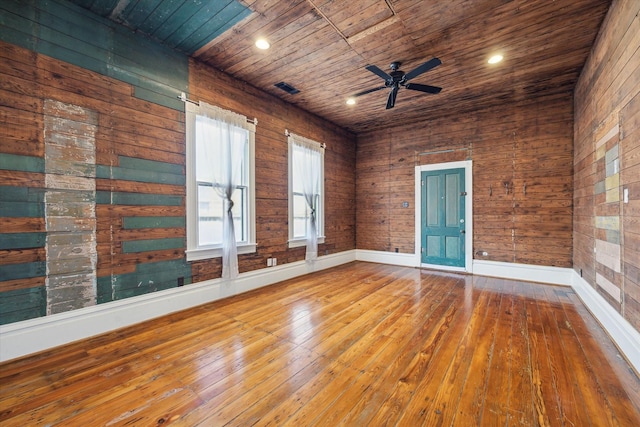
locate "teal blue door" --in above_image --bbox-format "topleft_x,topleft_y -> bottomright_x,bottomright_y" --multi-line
421,168 -> 466,267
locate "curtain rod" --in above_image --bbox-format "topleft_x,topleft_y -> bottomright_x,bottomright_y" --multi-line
178,92 -> 257,125
285,129 -> 326,149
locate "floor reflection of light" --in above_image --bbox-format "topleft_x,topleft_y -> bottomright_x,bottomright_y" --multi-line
189,334 -> 247,391
289,303 -> 313,344
465,275 -> 474,311
233,336 -> 245,368
195,348 -> 220,370
189,346 -> 224,390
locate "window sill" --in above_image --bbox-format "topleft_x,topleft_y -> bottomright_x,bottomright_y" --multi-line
288,236 -> 325,249
186,243 -> 256,262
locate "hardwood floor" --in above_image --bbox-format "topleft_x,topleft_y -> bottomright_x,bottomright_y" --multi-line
1,261 -> 639,426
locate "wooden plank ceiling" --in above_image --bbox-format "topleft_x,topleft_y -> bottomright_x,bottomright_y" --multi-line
68,0 -> 612,133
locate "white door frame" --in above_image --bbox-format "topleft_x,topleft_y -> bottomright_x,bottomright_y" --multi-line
414,160 -> 473,273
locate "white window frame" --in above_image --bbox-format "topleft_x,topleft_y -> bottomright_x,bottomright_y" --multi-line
287,133 -> 325,248
185,102 -> 256,261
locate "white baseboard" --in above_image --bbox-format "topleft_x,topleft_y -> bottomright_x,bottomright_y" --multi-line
571,272 -> 640,375
3,250 -> 639,378
473,259 -> 573,286
0,250 -> 356,362
355,250 -> 418,267
355,251 -> 575,285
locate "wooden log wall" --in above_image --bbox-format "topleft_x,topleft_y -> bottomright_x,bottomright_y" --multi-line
356,92 -> 574,268
574,0 -> 640,332
187,61 -> 356,281
0,1 -> 356,325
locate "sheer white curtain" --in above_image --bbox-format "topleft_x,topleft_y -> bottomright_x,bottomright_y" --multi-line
196,102 -> 248,279
290,133 -> 323,261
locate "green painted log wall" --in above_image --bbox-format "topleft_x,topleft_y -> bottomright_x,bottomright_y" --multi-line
0,0 -> 188,110
0,0 -> 192,325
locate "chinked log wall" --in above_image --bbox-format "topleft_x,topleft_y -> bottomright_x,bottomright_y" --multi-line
356,92 -> 574,268
574,0 -> 640,331
0,1 -> 355,325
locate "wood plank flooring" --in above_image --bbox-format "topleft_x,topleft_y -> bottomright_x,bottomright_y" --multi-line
1,261 -> 639,426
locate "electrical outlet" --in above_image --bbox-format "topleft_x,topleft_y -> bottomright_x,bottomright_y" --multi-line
267,258 -> 272,267
273,258 -> 277,266
177,277 -> 184,287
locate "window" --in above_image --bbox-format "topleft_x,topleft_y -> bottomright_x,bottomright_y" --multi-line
288,132 -> 325,254
185,101 -> 256,262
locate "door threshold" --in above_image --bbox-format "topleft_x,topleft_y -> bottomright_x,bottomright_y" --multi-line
420,263 -> 470,273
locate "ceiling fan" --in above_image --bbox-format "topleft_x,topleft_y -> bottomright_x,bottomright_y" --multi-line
352,58 -> 442,109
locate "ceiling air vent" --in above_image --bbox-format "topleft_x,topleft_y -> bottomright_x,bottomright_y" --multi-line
274,81 -> 300,95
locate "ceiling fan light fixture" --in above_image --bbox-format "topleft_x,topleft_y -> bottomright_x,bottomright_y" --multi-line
488,54 -> 504,64
255,38 -> 270,50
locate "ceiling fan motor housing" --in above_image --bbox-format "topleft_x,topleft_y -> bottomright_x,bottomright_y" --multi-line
390,71 -> 405,84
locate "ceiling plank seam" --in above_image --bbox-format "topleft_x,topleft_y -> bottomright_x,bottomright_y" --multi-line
305,0 -> 347,41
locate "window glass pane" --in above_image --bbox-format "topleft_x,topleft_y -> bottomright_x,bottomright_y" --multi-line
195,117 -> 248,186
314,193 -> 321,232
233,129 -> 249,187
198,184 -> 246,246
292,146 -> 305,193
232,187 -> 246,242
198,184 -> 223,246
293,194 -> 307,238
195,117 -> 221,183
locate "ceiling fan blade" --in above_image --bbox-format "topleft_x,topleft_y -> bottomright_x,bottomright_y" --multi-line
366,64 -> 392,81
353,86 -> 386,97
404,83 -> 442,94
386,86 -> 399,109
404,57 -> 442,81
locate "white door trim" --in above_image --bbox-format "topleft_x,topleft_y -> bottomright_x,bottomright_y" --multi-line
415,160 -> 473,273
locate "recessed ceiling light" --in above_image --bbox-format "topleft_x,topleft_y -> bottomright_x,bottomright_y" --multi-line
346,98 -> 356,105
255,38 -> 270,50
488,54 -> 503,64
